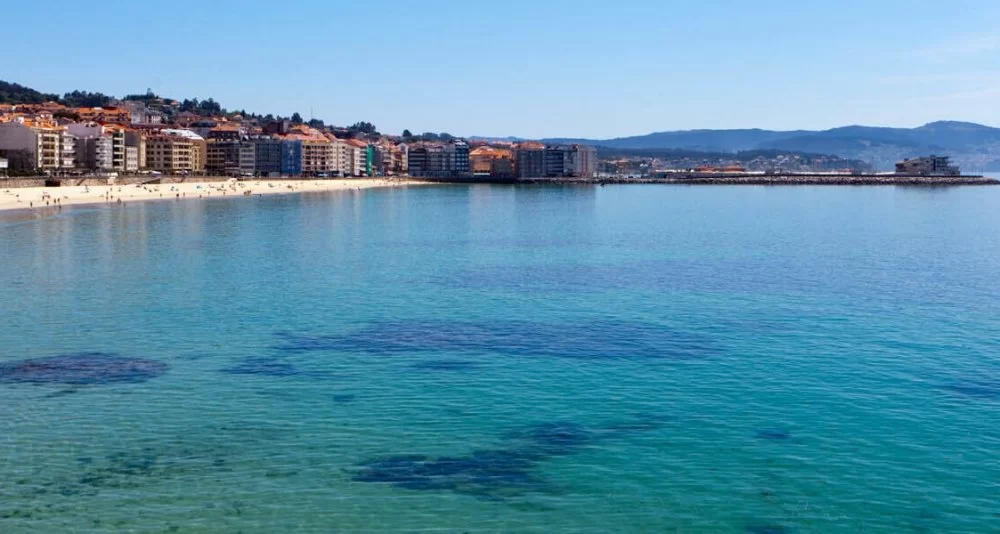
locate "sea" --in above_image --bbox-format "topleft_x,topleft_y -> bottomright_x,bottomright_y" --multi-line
1,179 -> 999,533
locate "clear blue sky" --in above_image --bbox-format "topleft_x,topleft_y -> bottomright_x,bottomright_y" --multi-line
6,0 -> 1000,138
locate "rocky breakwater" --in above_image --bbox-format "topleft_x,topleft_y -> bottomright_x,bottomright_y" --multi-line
518,174 -> 999,186
666,173 -> 999,186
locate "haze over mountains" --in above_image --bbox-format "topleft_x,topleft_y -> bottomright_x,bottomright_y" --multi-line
541,121 -> 1000,171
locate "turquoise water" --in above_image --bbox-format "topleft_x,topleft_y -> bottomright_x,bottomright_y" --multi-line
2,183 -> 1000,533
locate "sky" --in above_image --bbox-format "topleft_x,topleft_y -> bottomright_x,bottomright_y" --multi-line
6,0 -> 1000,138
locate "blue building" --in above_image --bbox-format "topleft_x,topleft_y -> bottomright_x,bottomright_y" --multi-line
280,139 -> 303,176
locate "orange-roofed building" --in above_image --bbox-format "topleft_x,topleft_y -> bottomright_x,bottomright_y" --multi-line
207,122 -> 243,140
75,107 -> 130,125
470,146 -> 514,175
278,126 -> 339,176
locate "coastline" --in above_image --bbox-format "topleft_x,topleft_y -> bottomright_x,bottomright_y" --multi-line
432,174 -> 1000,186
0,178 -> 428,214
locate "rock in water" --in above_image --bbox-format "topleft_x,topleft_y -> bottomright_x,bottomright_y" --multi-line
0,353 -> 168,385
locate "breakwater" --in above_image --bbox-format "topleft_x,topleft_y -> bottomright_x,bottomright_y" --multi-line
422,173 -> 999,186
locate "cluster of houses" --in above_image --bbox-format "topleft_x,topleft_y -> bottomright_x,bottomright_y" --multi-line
0,103 -> 381,178
0,99 -> 597,180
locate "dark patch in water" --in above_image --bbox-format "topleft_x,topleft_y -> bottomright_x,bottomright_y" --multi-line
332,394 -> 356,404
508,422 -> 592,456
352,450 -> 546,498
221,358 -> 301,377
44,388 -> 80,399
353,417 -> 661,499
0,353 -> 167,385
5,427 -> 301,521
756,428 -> 792,441
941,381 -> 1000,400
275,319 -> 718,361
410,360 -> 481,372
746,525 -> 791,534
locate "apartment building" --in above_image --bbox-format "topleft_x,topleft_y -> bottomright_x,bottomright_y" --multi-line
110,128 -> 126,171
407,141 -> 470,178
250,135 -> 282,176
124,130 -> 147,170
145,133 -> 194,173
59,130 -> 76,169
125,146 -> 139,172
75,136 -> 113,171
514,143 -> 545,178
343,139 -> 367,176
515,143 -> 595,178
206,139 -> 256,175
280,139 -> 303,175
67,123 -> 127,172
301,137 -> 336,176
238,143 -> 255,174
470,146 -> 514,176
162,129 -> 206,173
0,119 -> 71,172
392,143 -> 408,174
572,144 -> 597,178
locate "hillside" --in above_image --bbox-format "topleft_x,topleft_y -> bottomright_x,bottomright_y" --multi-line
0,81 -> 59,105
545,121 -> 1000,171
0,80 -> 384,136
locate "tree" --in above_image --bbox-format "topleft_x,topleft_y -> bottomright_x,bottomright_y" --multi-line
197,98 -> 223,115
348,121 -> 378,135
439,132 -> 454,141
0,81 -> 59,104
308,118 -> 325,128
123,88 -> 160,102
402,129 -> 413,138
291,112 -> 304,124
61,90 -> 114,107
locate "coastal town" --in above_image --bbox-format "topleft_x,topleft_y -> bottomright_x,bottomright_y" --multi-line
0,84 -> 988,188
0,93 -> 597,181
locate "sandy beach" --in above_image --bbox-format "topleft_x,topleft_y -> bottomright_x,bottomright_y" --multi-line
0,178 -> 425,213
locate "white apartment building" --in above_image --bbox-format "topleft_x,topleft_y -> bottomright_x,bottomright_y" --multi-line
0,120 -> 72,172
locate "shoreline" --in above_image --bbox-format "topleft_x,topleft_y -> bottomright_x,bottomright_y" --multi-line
0,178 -> 428,215
424,174 -> 999,186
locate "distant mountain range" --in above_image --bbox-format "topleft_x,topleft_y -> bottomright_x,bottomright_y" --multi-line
539,122 -> 1000,171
